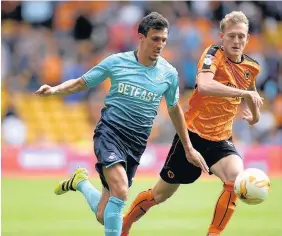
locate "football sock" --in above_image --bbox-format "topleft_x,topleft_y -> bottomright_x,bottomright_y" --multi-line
208,182 -> 238,234
77,180 -> 101,216
122,189 -> 156,233
104,196 -> 126,236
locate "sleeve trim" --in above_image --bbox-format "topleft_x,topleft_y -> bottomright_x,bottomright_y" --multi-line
167,100 -> 179,108
81,75 -> 90,88
197,70 -> 215,75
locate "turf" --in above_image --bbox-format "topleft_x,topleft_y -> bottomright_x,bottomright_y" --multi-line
2,178 -> 282,236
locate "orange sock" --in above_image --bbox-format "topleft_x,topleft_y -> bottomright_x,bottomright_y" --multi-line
208,182 -> 238,235
122,189 -> 156,233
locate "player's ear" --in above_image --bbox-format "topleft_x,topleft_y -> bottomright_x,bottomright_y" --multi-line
219,32 -> 224,42
138,33 -> 145,41
246,33 -> 250,44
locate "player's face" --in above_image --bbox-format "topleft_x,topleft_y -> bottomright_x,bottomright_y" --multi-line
139,28 -> 168,61
220,23 -> 249,61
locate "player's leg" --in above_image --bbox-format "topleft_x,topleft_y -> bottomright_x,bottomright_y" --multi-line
152,178 -> 180,203
54,167 -> 103,221
207,147 -> 243,235
66,131 -> 126,226
96,187 -> 110,225
122,178 -> 180,235
122,133 -> 202,235
103,162 -> 128,236
76,175 -> 103,219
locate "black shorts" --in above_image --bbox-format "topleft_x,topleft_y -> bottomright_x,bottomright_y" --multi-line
93,126 -> 144,190
160,130 -> 240,184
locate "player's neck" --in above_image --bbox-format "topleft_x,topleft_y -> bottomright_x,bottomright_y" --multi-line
136,50 -> 156,67
224,52 -> 243,63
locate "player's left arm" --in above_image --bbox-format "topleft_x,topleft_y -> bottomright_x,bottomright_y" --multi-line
165,71 -> 209,172
164,71 -> 193,153
167,103 -> 193,152
243,78 -> 262,125
167,103 -> 209,173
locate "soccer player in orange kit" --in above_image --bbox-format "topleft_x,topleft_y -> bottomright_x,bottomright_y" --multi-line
122,11 -> 263,236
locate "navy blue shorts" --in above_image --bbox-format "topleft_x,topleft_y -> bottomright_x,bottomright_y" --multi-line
93,129 -> 144,190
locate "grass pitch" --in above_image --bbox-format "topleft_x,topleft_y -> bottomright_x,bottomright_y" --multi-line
2,177 -> 282,236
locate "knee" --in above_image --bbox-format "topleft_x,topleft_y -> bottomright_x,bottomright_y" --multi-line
110,185 -> 128,201
153,189 -> 173,204
225,171 -> 241,183
222,168 -> 243,183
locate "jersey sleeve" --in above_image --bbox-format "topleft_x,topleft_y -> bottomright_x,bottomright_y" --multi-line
197,46 -> 222,75
250,65 -> 261,89
164,70 -> 179,107
82,54 -> 116,88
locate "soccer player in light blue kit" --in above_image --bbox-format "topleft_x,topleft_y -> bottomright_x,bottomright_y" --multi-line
35,12 -> 209,236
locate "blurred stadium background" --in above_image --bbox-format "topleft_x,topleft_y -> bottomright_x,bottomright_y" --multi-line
1,1 -> 282,236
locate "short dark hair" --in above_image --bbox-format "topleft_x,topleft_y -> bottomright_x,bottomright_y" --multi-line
138,12 -> 169,37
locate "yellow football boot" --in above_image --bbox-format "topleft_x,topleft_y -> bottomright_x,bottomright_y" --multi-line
54,168 -> 88,195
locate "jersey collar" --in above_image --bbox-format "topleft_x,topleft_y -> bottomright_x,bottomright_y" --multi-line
134,51 -> 158,68
227,54 -> 244,64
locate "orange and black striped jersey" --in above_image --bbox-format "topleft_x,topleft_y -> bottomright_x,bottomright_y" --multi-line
185,45 -> 261,141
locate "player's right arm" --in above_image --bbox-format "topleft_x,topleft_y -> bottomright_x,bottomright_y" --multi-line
197,72 -> 262,107
35,78 -> 86,96
198,72 -> 244,97
35,54 -> 115,97
197,46 -> 263,107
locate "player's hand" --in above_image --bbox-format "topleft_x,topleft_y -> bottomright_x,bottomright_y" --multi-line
242,108 -> 258,125
242,91 -> 263,108
35,84 -> 56,96
186,148 -> 209,173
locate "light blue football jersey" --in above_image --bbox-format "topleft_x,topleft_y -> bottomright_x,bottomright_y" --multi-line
82,51 -> 179,151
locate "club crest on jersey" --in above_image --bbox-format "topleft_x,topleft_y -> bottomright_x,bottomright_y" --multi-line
156,73 -> 164,81
244,70 -> 251,80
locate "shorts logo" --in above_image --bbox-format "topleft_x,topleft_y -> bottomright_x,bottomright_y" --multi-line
108,152 -> 117,161
168,170 -> 175,178
225,140 -> 233,147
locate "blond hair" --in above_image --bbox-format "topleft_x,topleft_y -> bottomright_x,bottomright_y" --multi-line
220,11 -> 249,33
